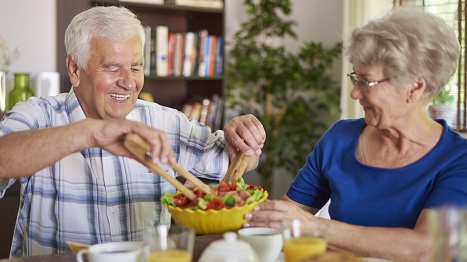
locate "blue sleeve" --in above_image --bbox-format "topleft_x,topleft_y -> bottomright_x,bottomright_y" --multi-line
286,119 -> 362,209
424,131 -> 467,209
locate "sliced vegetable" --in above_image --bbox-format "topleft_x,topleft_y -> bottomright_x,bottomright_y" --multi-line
206,199 -> 227,210
161,178 -> 265,211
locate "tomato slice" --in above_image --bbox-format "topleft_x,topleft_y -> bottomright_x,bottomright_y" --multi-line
174,193 -> 191,207
218,181 -> 236,192
205,199 -> 227,210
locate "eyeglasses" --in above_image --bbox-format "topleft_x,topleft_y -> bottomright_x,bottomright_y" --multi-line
347,72 -> 389,91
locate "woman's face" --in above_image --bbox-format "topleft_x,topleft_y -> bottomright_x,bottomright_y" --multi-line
73,36 -> 144,120
350,64 -> 411,129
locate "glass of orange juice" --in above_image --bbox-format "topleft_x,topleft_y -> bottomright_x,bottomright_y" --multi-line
143,224 -> 195,262
282,219 -> 328,262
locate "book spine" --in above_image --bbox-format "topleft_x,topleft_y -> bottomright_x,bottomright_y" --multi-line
144,26 -> 152,76
173,33 -> 184,76
156,25 -> 169,77
197,29 -> 208,77
203,35 -> 211,77
183,32 -> 195,76
215,36 -> 224,76
150,27 -> 157,76
208,35 -> 217,76
167,32 -> 176,76
190,34 -> 199,77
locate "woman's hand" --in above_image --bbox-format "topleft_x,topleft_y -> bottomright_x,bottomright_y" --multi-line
243,199 -> 317,229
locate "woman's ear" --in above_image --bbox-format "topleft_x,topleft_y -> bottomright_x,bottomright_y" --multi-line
66,55 -> 80,87
407,77 -> 425,103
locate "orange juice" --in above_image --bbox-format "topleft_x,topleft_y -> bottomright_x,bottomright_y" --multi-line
283,237 -> 327,262
146,249 -> 191,262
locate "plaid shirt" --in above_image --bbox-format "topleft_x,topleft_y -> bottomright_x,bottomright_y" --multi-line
0,88 -> 228,257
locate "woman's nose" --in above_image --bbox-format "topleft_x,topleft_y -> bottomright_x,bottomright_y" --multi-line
350,83 -> 362,100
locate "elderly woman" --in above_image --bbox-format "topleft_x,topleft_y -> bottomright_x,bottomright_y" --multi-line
244,8 -> 467,262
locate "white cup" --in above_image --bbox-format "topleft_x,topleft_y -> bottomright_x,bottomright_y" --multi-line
76,242 -> 142,262
238,227 -> 283,262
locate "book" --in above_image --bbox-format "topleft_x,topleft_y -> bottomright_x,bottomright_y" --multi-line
150,27 -> 157,76
214,36 -> 224,75
190,33 -> 199,76
199,98 -> 211,125
213,97 -> 224,130
139,92 -> 155,102
182,103 -> 193,118
197,29 -> 209,77
206,94 -> 219,128
203,35 -> 211,77
167,32 -> 176,76
189,102 -> 203,121
183,32 -> 195,76
144,26 -> 152,76
156,25 -> 169,76
208,35 -> 217,76
173,33 -> 184,76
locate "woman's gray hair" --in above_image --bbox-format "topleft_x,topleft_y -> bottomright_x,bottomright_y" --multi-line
64,6 -> 145,70
344,7 -> 460,102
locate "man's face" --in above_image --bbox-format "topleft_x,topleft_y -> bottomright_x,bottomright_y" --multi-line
73,36 -> 144,120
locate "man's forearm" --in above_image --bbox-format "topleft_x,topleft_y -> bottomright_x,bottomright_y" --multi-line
0,120 -> 94,179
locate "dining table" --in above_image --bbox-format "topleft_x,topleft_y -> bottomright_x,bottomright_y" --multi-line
0,234 -> 224,262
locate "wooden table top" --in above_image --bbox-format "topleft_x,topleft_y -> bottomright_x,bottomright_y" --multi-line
0,234 -> 223,262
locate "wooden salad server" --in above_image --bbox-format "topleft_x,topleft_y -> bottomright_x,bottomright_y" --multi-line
222,152 -> 250,183
124,134 -> 214,199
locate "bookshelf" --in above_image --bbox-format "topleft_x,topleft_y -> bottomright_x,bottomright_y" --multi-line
89,0 -> 225,128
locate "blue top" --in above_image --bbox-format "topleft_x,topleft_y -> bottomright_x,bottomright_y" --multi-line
286,118 -> 467,228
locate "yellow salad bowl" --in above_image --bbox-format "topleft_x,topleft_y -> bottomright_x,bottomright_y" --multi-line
164,191 -> 268,234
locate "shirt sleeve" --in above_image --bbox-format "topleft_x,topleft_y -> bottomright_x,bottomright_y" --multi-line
0,178 -> 18,198
424,149 -> 467,209
286,128 -> 332,209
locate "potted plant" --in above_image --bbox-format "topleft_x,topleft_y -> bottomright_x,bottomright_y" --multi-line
428,84 -> 456,126
224,0 -> 342,192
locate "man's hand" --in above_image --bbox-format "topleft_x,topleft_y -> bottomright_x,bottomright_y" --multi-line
223,114 -> 266,171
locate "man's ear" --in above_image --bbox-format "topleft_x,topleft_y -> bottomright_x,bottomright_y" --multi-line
407,77 -> 425,103
66,55 -> 80,87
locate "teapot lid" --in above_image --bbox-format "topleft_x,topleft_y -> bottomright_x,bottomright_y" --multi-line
210,232 -> 250,250
199,232 -> 259,262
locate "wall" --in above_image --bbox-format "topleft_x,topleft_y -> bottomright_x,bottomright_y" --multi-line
0,1 -> 57,74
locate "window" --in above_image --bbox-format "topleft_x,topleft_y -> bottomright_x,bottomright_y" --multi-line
396,0 -> 466,131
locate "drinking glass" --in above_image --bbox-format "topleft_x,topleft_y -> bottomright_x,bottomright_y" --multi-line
430,206 -> 467,262
143,224 -> 195,262
0,71 -> 5,118
282,219 -> 328,262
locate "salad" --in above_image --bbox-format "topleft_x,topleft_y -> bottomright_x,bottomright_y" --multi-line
161,178 -> 264,211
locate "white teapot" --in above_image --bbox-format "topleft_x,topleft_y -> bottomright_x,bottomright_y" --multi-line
198,232 -> 260,262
